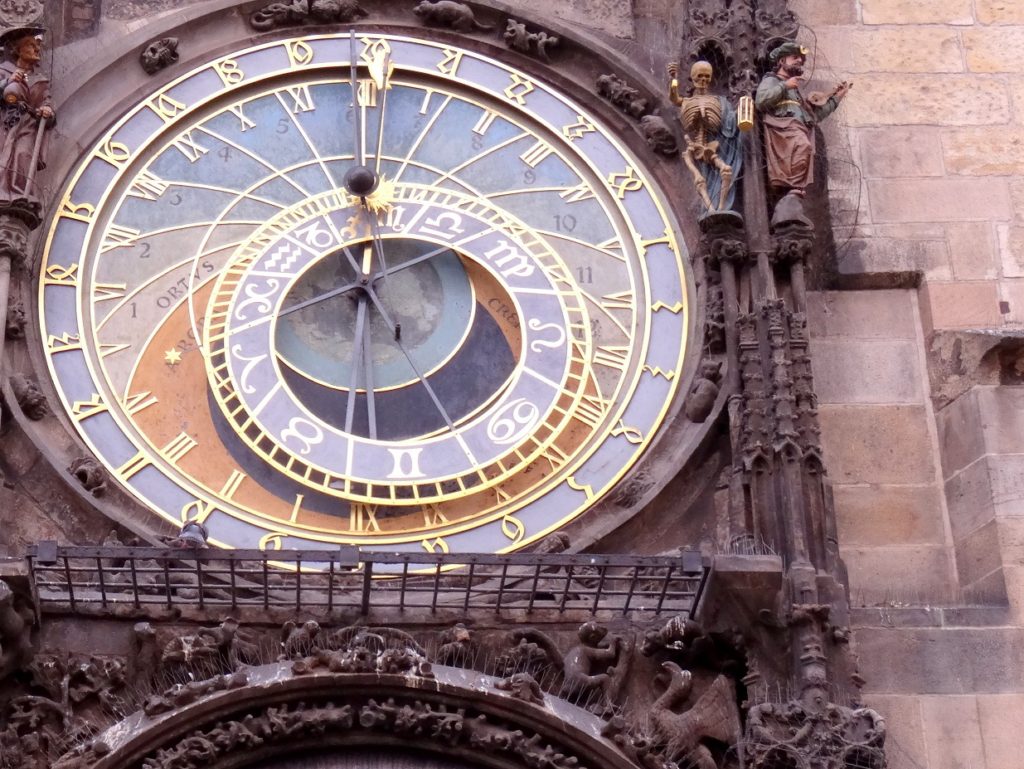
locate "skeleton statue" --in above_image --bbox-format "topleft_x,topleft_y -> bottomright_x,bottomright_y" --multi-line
668,60 -> 745,213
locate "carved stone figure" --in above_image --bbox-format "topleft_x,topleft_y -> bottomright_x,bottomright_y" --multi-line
10,372 -> 46,419
496,628 -> 562,678
0,578 -> 33,679
139,37 -> 178,75
280,619 -> 321,659
668,60 -> 743,213
755,41 -> 851,197
560,621 -> 622,711
650,662 -> 742,768
143,671 -> 248,716
249,0 -> 306,30
437,622 -> 474,667
413,1 -> 493,32
503,19 -> 559,61
495,672 -> 546,706
5,298 -> 23,338
0,26 -> 53,201
597,73 -> 649,119
68,456 -> 107,497
685,360 -> 723,423
640,115 -> 679,156
161,617 -> 259,671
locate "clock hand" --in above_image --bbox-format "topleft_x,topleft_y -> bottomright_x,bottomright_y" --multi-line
343,291 -> 369,435
349,29 -> 364,170
361,295 -> 377,439
338,246 -> 478,465
370,50 -> 392,178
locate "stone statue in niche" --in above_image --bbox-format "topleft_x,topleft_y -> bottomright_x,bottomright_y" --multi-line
667,60 -> 748,214
0,25 -> 53,201
755,41 -> 851,200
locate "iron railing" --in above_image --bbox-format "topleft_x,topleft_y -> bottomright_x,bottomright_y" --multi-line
25,543 -> 707,619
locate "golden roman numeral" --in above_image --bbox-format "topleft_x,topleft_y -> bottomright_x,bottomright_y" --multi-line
162,432 -> 198,464
600,290 -> 634,313
574,393 -> 611,429
422,503 -> 449,527
227,104 -> 255,132
172,131 -> 209,163
652,300 -> 684,313
593,344 -> 630,369
559,182 -> 595,203
128,170 -> 169,200
519,140 -> 554,168
93,282 -> 127,302
540,442 -> 569,472
473,109 -> 497,135
117,451 -> 151,480
285,85 -> 315,113
356,80 -> 378,107
72,393 -> 107,421
100,343 -> 131,358
349,501 -> 381,532
101,224 -> 141,252
124,391 -> 158,415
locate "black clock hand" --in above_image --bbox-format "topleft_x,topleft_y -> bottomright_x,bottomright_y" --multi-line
349,29 -> 364,170
371,51 -> 392,178
361,296 -> 377,439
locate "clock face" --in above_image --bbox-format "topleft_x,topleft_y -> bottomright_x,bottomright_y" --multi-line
39,33 -> 692,554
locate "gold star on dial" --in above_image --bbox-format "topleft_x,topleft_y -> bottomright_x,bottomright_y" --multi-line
164,349 -> 182,365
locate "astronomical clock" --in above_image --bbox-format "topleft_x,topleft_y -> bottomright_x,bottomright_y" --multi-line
37,27 -> 696,556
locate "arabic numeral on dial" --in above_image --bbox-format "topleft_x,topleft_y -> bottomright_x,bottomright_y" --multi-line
233,280 -> 279,320
527,318 -> 566,352
487,398 -> 540,446
554,214 -> 577,232
280,417 -> 323,455
576,266 -> 593,284
523,169 -> 536,185
219,146 -> 232,162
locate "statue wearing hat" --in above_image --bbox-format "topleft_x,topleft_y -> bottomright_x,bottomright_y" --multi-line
755,41 -> 851,198
0,25 -> 54,202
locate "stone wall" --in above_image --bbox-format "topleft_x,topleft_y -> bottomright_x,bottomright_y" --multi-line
797,2 -> 1024,767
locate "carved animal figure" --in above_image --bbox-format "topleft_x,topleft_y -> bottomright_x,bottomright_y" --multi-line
437,622 -> 474,666
249,0 -> 307,31
68,456 -> 107,497
684,361 -> 723,423
281,619 -> 321,658
495,672 -> 545,705
597,74 -> 649,119
561,622 -> 619,702
11,373 -> 47,420
413,1 -> 493,32
649,661 -> 741,768
503,19 -> 559,61
309,0 -> 368,22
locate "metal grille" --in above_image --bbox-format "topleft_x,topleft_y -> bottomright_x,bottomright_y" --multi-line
26,544 -> 707,618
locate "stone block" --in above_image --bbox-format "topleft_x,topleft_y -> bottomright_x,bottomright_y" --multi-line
858,127 -> 945,178
1011,180 -> 1024,223
920,696 -> 984,769
955,519 -> 1003,585
869,179 -> 1011,223
965,28 -> 1024,72
936,389 -> 985,479
1002,564 -> 1024,622
997,225 -> 1024,277
976,387 -> 1024,455
977,694 -> 1024,769
819,405 -> 937,484
862,0 -> 973,24
948,222 -> 999,280
977,0 -> 1024,23
999,278 -> 1024,324
810,338 -> 924,404
855,28 -> 963,73
945,457 -> 995,540
516,0 -> 634,38
989,455 -> 1024,518
855,627 -> 1024,694
943,127 -> 1024,176
997,519 -> 1024,564
845,75 -> 1009,127
861,695 -> 928,769
845,545 -> 953,599
834,484 -> 946,546
836,235 -> 951,282
787,0 -> 857,25
807,290 -> 918,340
920,281 -> 1002,333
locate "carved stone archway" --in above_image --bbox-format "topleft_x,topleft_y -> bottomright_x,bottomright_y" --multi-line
58,663 -> 637,769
